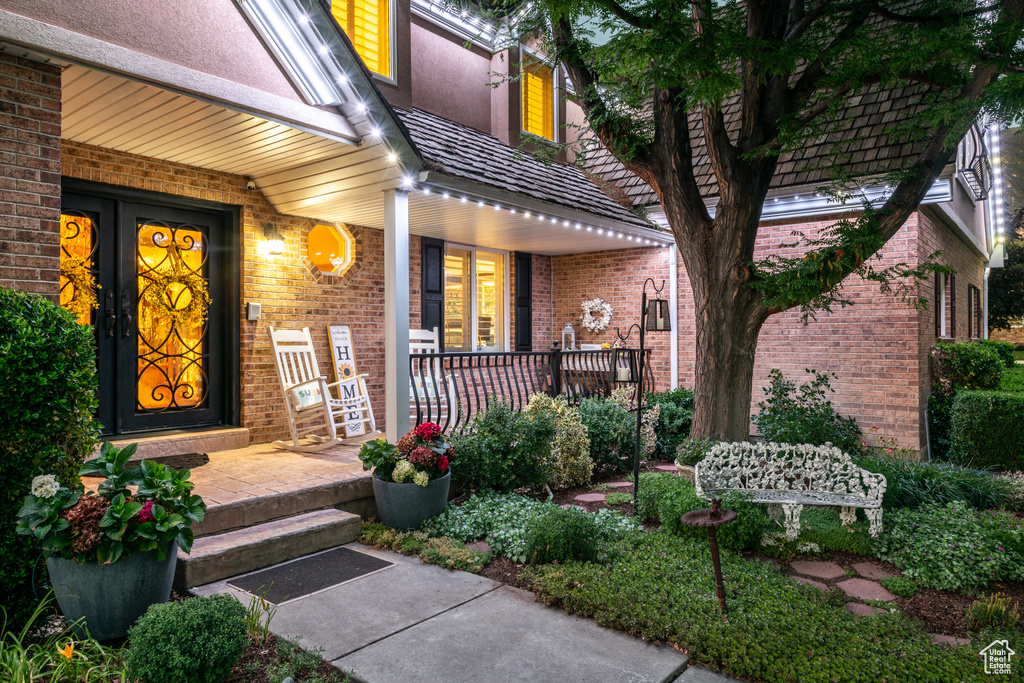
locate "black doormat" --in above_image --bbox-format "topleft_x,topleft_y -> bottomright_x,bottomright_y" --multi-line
229,547 -> 393,604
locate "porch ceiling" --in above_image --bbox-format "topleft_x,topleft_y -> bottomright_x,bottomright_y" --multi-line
62,65 -> 406,199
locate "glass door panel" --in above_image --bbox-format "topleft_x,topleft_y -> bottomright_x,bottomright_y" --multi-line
444,248 -> 471,351
475,251 -> 504,351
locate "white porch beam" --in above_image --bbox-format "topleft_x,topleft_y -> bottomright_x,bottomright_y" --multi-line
384,189 -> 411,441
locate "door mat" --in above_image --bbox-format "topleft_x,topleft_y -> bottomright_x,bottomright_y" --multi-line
229,547 -> 393,604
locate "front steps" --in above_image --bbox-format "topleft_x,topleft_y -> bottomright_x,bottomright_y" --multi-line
177,508 -> 362,588
103,427 -> 251,462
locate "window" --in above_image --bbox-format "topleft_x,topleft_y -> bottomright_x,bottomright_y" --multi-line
443,246 -> 508,351
522,59 -> 554,141
967,284 -> 983,339
331,0 -> 391,79
936,272 -> 956,339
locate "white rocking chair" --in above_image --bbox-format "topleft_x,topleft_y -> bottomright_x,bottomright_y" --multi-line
409,327 -> 454,422
269,326 -> 379,452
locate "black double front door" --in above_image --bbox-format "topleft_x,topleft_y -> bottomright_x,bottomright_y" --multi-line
60,185 -> 238,436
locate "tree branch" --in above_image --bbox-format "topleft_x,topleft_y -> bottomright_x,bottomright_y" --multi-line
593,0 -> 658,30
872,4 -> 989,25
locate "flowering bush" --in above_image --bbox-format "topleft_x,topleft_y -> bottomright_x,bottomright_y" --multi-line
357,421 -> 453,487
16,442 -> 206,564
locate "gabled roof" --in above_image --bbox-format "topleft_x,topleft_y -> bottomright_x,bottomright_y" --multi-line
396,108 -> 652,229
587,83 -> 933,208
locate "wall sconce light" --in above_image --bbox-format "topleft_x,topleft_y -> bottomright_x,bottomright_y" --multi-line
259,223 -> 285,256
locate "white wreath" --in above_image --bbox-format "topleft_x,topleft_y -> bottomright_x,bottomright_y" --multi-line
581,298 -> 613,332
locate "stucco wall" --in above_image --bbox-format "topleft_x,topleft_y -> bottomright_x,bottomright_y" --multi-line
409,18 -> 492,134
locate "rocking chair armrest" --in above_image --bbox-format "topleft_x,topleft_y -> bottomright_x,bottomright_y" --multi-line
325,374 -> 369,388
286,376 -> 329,391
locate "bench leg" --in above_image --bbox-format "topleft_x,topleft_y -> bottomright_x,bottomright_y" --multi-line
840,506 -> 857,528
767,503 -> 783,527
865,508 -> 883,538
782,503 -> 803,540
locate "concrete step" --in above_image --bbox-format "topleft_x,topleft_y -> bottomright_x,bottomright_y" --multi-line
96,427 -> 250,462
193,475 -> 374,537
177,508 -> 362,588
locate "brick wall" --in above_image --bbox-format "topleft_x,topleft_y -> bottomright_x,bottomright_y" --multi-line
0,55 -> 61,298
548,211 -> 990,453
551,246 -> 673,391
532,254 -> 552,350
915,207 -> 988,449
990,326 -> 1024,345
61,140 -> 422,444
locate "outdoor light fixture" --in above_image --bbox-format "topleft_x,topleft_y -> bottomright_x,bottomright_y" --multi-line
561,322 -> 576,351
260,223 -> 285,256
646,297 -> 672,332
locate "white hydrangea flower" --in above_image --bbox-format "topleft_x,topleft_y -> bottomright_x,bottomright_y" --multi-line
796,542 -> 821,554
30,474 -> 59,499
414,471 -> 430,487
392,460 -> 414,483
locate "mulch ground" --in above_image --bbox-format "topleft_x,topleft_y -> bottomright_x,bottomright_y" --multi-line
226,633 -> 348,683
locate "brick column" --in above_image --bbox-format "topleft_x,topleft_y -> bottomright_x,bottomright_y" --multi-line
0,55 -> 61,299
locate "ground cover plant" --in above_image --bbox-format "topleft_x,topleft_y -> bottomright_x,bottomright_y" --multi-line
524,506 -> 601,564
1000,364 -> 1024,393
1,289 -> 99,630
525,529 -> 994,682
873,501 -> 1024,592
759,506 -> 873,558
359,523 -> 492,572
752,369 -> 862,455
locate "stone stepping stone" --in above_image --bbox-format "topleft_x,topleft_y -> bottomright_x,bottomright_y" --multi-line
930,633 -> 969,647
793,577 -> 828,592
846,602 -> 886,617
837,578 -> 896,602
574,493 -> 606,503
605,481 -> 633,488
465,541 -> 491,553
654,465 -> 678,473
852,562 -> 896,580
790,560 -> 846,581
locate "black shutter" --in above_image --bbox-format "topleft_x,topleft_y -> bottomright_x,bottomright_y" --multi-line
949,274 -> 956,339
514,252 -> 533,351
421,237 -> 445,350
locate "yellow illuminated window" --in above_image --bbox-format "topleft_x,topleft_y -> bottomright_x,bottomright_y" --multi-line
522,60 -> 554,140
332,0 -> 391,79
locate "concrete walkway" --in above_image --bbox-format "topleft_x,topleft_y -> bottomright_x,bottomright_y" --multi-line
194,543 -> 742,683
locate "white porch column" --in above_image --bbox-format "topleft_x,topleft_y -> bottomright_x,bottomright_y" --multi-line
669,244 -> 679,389
384,188 -> 410,441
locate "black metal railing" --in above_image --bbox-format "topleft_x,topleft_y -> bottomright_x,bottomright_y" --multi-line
410,348 -> 654,432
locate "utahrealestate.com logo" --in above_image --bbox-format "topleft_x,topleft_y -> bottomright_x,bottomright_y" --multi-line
980,640 -> 1016,675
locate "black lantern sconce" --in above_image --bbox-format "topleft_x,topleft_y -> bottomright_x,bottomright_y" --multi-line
646,298 -> 672,332
608,347 -> 637,385
260,222 -> 285,256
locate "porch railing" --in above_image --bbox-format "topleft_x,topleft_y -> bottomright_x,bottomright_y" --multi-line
409,348 -> 654,432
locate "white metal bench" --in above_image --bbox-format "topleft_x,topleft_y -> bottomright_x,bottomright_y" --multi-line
695,442 -> 887,539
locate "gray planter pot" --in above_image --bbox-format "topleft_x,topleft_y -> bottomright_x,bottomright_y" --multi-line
373,471 -> 451,530
46,540 -> 177,641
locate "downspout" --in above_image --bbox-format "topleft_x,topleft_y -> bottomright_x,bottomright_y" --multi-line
669,244 -> 679,389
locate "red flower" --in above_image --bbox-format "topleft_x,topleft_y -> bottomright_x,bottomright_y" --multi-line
437,455 -> 449,471
414,422 -> 442,441
138,501 -> 155,524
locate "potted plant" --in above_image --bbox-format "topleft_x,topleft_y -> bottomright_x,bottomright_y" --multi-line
675,437 -> 722,482
16,442 -> 206,640
359,422 -> 453,530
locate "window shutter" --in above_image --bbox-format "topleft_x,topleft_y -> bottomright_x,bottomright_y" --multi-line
421,237 -> 444,351
514,252 -> 533,351
949,274 -> 956,339
935,274 -> 941,338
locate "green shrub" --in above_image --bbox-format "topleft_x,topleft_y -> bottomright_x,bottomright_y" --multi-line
776,507 -> 872,556
637,473 -> 769,551
0,289 -> 99,630
524,394 -> 593,489
525,506 -> 601,564
578,396 -> 635,472
126,595 -> 247,683
949,391 -> 1024,471
752,369 -> 862,455
853,456 -> 1018,510
267,638 -> 350,683
449,400 -> 556,491
999,365 -> 1024,393
675,436 -> 723,466
527,529 -> 987,682
645,387 -> 694,457
978,339 -> 1017,368
873,501 -> 1024,591
880,576 -> 918,598
931,341 -> 1004,393
965,593 -> 1019,631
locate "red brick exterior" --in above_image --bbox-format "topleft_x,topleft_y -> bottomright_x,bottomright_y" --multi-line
0,55 -> 61,298
991,326 -> 1024,345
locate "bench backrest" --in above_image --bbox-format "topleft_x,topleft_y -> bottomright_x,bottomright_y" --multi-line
695,442 -> 886,502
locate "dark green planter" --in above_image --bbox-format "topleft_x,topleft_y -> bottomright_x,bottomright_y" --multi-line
373,470 -> 451,530
46,540 -> 177,641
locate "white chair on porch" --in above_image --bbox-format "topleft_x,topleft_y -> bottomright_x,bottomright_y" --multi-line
409,327 -> 452,421
269,326 -> 379,452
